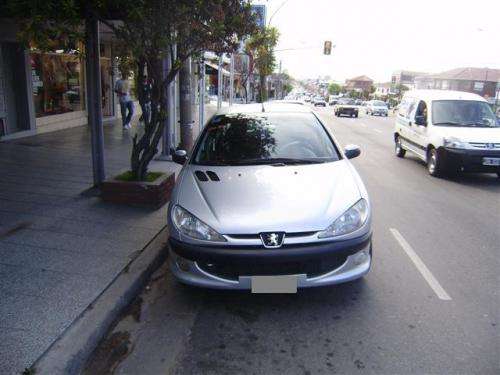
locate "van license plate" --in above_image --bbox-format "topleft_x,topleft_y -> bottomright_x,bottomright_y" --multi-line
482,157 -> 500,166
251,275 -> 298,293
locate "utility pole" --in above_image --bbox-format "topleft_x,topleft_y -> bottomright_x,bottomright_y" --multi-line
217,54 -> 223,109
229,53 -> 235,106
179,57 -> 194,151
85,15 -> 105,186
278,60 -> 282,99
199,57 -> 206,132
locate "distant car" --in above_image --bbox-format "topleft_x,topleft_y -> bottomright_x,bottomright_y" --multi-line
334,98 -> 359,118
304,96 -> 311,102
329,99 -> 338,106
314,98 -> 327,107
366,100 -> 389,116
354,99 -> 363,106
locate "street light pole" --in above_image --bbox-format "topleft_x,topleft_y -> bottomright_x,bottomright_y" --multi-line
199,57 -> 206,132
217,54 -> 223,109
229,53 -> 235,106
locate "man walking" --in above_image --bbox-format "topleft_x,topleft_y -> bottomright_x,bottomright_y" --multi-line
114,73 -> 134,129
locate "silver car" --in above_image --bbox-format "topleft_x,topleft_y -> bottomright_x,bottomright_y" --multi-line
168,103 -> 372,291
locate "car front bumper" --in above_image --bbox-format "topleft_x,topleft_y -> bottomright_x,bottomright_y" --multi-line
442,147 -> 500,173
168,233 -> 372,290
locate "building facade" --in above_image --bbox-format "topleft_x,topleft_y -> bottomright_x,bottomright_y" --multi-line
414,67 -> 500,103
0,20 -> 121,140
391,70 -> 428,91
344,75 -> 374,93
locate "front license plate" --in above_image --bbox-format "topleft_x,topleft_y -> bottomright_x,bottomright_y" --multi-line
482,157 -> 500,166
251,275 -> 298,294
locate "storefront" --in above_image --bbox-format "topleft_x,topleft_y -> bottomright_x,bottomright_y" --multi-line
0,19 -> 118,140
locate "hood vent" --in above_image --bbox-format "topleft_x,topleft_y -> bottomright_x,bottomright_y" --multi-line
194,171 -> 209,181
206,171 -> 220,181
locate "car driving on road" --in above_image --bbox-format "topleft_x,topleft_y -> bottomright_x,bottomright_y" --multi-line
313,97 -> 327,107
167,103 -> 372,291
394,90 -> 500,177
334,98 -> 359,117
366,100 -> 389,116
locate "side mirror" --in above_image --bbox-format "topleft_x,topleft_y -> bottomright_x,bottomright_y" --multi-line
344,144 -> 361,159
415,115 -> 427,126
173,149 -> 187,165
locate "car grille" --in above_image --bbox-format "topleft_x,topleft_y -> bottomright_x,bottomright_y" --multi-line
196,254 -> 348,281
469,142 -> 500,150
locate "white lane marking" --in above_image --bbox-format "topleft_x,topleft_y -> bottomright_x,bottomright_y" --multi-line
373,129 -> 382,134
390,228 -> 452,301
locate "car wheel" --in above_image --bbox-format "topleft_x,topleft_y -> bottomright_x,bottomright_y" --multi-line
354,113 -> 358,118
427,148 -> 443,177
395,135 -> 406,158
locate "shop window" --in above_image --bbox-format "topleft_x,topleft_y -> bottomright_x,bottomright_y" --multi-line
31,52 -> 85,117
473,81 -> 484,92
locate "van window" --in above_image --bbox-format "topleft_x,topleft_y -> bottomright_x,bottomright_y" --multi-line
415,101 -> 428,122
432,100 -> 498,128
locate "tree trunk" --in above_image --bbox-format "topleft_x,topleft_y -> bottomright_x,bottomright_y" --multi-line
259,74 -> 267,103
130,57 -> 166,181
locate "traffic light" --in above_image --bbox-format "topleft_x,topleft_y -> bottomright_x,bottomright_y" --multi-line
324,41 -> 332,55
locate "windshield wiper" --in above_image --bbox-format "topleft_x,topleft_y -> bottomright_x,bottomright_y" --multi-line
227,158 -> 326,166
433,121 -> 463,126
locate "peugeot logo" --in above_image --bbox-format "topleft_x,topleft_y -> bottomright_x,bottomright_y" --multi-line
486,143 -> 495,149
260,232 -> 285,248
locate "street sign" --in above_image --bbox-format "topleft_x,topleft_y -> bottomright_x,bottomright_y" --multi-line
324,41 -> 332,55
251,5 -> 267,29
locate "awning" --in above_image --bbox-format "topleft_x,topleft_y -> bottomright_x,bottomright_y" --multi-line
205,61 -> 230,76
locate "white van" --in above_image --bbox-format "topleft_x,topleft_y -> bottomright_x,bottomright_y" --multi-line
393,90 -> 500,177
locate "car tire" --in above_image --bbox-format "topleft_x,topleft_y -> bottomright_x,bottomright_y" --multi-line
427,147 -> 444,177
354,113 -> 358,118
395,135 -> 406,158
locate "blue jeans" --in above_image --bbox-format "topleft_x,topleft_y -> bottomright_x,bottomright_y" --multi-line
120,101 -> 134,126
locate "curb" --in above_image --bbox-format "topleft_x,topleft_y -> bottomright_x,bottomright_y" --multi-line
31,226 -> 170,375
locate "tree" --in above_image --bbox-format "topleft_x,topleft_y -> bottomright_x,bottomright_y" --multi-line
7,0 -> 257,180
328,83 -> 342,95
245,26 -> 279,103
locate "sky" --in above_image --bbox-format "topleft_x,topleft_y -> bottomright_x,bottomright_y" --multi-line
254,0 -> 500,83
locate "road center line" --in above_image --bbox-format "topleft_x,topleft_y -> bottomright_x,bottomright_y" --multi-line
390,228 -> 452,301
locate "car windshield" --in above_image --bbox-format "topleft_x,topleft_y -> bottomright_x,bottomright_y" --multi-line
372,100 -> 387,107
432,100 -> 499,127
193,113 -> 340,165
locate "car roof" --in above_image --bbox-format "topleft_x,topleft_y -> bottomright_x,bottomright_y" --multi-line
403,89 -> 487,102
216,103 -> 313,115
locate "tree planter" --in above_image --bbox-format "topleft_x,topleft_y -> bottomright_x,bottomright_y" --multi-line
100,172 -> 175,209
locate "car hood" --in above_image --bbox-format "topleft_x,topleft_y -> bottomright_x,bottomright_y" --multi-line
175,161 -> 362,234
432,126 -> 500,143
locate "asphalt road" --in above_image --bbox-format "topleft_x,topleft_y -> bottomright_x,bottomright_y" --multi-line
86,105 -> 500,375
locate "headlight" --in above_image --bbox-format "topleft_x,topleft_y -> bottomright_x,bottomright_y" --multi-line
172,205 -> 226,242
318,199 -> 369,238
443,137 -> 467,149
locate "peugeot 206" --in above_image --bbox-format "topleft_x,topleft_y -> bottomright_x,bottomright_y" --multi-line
167,103 -> 372,292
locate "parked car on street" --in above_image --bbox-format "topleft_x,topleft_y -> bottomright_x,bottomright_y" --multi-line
168,103 -> 372,291
394,90 -> 500,177
313,97 -> 327,107
366,100 -> 389,116
334,98 -> 359,117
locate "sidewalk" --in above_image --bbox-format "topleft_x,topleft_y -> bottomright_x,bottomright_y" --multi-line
0,118 -> 181,374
